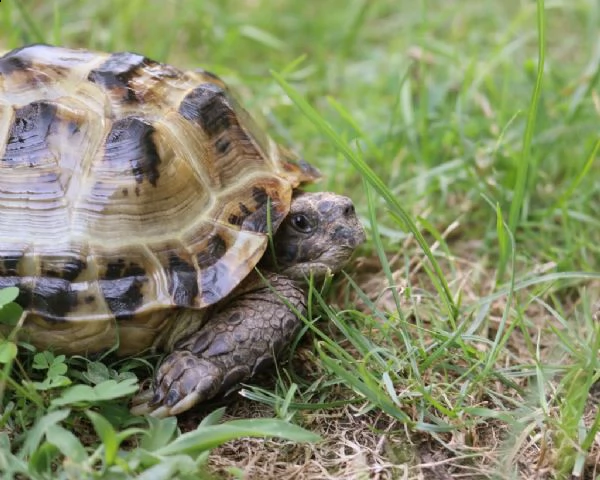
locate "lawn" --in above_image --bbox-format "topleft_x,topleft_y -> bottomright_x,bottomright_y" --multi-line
1,0 -> 599,478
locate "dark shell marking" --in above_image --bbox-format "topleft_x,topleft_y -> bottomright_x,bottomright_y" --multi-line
0,48 -> 32,75
2,102 -> 57,166
104,117 -> 161,187
167,253 -> 199,306
88,52 -> 156,103
0,254 -> 21,275
0,44 -> 320,338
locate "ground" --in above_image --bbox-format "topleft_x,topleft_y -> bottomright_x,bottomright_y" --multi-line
0,0 -> 599,479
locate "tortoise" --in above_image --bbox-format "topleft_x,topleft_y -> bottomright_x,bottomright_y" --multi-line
0,44 -> 365,417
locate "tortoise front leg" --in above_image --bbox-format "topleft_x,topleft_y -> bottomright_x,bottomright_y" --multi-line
131,273 -> 306,417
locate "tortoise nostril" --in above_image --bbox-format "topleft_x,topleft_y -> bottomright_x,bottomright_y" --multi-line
343,204 -> 355,217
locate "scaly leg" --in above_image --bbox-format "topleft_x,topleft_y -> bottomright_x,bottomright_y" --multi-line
131,273 -> 306,417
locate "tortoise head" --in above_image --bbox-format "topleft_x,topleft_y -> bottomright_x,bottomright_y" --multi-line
265,191 -> 366,280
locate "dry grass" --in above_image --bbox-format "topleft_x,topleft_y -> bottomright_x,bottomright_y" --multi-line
162,239 -> 599,479
208,403 -> 400,479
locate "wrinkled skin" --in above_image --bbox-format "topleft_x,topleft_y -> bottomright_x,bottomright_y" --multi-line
131,192 -> 365,417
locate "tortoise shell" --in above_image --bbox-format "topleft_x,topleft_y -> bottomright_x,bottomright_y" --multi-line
0,44 -> 320,324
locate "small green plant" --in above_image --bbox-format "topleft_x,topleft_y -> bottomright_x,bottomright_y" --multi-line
0,287 -> 22,362
0,287 -> 23,410
30,352 -> 70,390
0,406 -> 319,479
0,287 -> 22,327
0,285 -> 320,479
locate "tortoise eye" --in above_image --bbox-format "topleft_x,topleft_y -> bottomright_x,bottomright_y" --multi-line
291,214 -> 314,233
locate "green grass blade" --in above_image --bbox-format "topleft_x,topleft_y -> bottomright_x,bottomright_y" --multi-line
507,0 -> 545,233
155,419 -> 320,456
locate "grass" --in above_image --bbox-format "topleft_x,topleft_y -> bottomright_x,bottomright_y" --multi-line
1,0 -> 600,478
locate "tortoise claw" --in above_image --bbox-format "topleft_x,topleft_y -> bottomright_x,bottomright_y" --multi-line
130,350 -> 228,417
